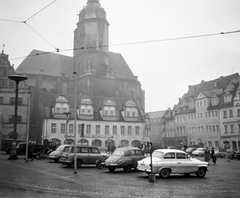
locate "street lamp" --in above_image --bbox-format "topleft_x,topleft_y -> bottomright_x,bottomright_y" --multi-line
63,112 -> 71,144
8,75 -> 28,160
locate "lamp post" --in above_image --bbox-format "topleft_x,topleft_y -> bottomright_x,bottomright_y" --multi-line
8,75 -> 28,160
63,112 -> 71,144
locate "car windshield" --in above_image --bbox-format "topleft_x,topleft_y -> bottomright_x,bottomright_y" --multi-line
56,145 -> 65,151
112,150 -> 125,156
152,151 -> 164,159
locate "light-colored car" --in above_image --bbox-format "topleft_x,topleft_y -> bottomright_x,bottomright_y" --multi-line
215,149 -> 227,158
185,147 -> 197,155
105,147 -> 145,172
192,148 -> 205,157
60,145 -> 106,167
48,144 -> 70,162
137,149 -> 208,178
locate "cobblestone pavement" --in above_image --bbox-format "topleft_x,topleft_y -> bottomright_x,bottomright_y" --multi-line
0,151 -> 240,198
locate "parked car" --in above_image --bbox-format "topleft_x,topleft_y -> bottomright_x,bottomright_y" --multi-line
48,144 -> 70,162
137,149 -> 208,178
192,148 -> 205,157
60,145 -> 106,167
104,147 -> 145,172
215,149 -> 227,158
185,147 -> 197,155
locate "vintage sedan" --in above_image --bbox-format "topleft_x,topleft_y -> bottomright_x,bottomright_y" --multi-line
48,144 -> 70,162
192,148 -> 205,157
105,147 -> 145,172
137,149 -> 208,178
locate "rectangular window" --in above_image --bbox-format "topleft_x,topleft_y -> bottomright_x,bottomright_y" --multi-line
224,125 -> 228,133
230,124 -> 234,132
135,126 -> 140,135
215,111 -> 218,117
9,115 -> 21,124
51,123 -> 56,133
86,125 -> 91,134
10,97 -> 23,105
96,125 -> 100,135
121,126 -> 125,135
200,101 -> 202,106
105,125 -> 109,135
223,111 -> 227,118
213,125 -> 216,132
206,126 -> 208,133
61,124 -> 65,134
69,124 -> 74,134
209,126 -> 212,132
208,112 -> 211,117
128,126 -> 132,135
238,124 -> 240,132
113,126 -> 117,135
78,124 -> 81,134
212,111 -> 214,117
204,100 -> 207,106
229,110 -> 233,117
237,109 -> 240,116
0,97 -> 3,104
201,126 -> 204,133
216,125 -> 219,132
200,113 -> 203,119
205,112 -> 208,118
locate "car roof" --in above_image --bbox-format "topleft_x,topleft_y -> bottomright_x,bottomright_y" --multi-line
154,149 -> 185,153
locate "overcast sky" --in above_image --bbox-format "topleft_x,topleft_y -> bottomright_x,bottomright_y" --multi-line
1,0 -> 240,112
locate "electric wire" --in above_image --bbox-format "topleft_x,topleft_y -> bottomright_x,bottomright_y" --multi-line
9,29 -> 240,61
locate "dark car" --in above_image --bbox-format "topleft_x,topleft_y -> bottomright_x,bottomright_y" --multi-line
185,147 -> 197,155
215,149 -> 227,158
104,147 -> 145,172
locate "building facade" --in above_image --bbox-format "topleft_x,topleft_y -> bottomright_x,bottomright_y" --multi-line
0,49 -> 30,149
162,73 -> 240,151
15,0 -> 147,149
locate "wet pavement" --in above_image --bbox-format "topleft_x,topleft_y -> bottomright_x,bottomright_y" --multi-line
0,151 -> 240,198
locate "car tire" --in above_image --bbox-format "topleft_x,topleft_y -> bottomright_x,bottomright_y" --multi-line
108,166 -> 116,172
159,169 -> 170,178
67,164 -> 73,168
196,168 -> 206,178
123,165 -> 132,172
76,159 -> 83,168
54,158 -> 59,163
184,173 -> 191,177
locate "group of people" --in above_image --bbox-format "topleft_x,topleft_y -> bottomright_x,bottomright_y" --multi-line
204,147 -> 217,164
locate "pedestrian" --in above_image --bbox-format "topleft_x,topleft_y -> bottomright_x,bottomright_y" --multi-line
211,147 -> 217,164
204,147 -> 211,163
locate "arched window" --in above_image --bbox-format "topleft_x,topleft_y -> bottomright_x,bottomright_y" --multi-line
42,88 -> 47,93
132,140 -> 140,147
50,89 -> 55,94
78,139 -> 88,146
92,139 -> 102,148
120,140 -> 129,147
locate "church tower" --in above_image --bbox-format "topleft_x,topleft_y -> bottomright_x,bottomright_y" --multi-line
73,0 -> 111,77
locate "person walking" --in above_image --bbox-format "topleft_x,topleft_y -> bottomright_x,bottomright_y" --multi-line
211,147 -> 217,164
204,147 -> 211,163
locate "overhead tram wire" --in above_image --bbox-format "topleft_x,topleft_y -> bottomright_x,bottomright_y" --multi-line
9,29 -> 240,62
0,0 -> 59,52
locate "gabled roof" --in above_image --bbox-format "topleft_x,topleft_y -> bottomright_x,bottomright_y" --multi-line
15,50 -> 138,82
16,50 -> 73,78
147,111 -> 166,119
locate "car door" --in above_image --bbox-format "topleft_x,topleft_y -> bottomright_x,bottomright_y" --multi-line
163,152 -> 178,173
79,147 -> 89,164
130,149 -> 144,168
88,147 -> 101,164
176,152 -> 194,173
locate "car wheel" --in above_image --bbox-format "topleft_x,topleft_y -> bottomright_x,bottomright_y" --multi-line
54,158 -> 59,163
108,166 -> 116,172
76,160 -> 83,168
123,165 -> 132,172
6,147 -> 11,154
196,168 -> 206,178
159,169 -> 170,178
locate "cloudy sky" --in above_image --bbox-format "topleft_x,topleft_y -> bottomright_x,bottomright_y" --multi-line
1,0 -> 240,112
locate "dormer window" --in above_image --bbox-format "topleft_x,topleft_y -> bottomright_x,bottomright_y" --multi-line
100,99 -> 116,121
53,96 -> 70,118
212,97 -> 219,106
123,100 -> 138,121
79,98 -> 94,119
224,92 -> 232,103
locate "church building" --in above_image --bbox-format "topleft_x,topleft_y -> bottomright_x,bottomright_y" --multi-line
16,0 -> 147,149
